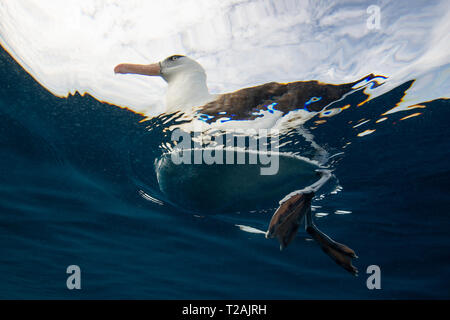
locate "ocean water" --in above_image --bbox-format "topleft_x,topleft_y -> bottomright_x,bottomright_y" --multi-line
1,40 -> 450,300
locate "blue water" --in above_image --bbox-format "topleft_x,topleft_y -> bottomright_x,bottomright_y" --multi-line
0,46 -> 449,299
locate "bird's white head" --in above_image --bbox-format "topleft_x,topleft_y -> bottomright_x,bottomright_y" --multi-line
114,55 -> 215,112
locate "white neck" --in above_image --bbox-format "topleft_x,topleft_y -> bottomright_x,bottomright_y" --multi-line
165,72 -> 215,112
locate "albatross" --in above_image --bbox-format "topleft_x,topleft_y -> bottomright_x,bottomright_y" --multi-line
114,54 -> 358,275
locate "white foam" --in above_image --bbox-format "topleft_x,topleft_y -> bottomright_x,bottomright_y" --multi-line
235,224 -> 266,235
315,212 -> 329,218
335,210 -> 352,215
138,189 -> 164,205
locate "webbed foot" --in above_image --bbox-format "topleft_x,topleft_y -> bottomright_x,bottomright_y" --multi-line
266,169 -> 358,275
266,192 -> 313,250
306,224 -> 358,276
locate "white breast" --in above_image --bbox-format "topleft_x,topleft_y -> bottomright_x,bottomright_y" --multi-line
165,70 -> 217,113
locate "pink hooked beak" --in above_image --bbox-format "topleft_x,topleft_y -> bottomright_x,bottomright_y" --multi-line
114,62 -> 161,76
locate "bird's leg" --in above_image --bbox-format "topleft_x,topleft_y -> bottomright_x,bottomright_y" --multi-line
266,169 -> 358,275
305,208 -> 358,276
265,169 -> 330,249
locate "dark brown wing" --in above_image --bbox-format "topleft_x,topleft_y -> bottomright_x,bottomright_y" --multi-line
198,74 -> 378,123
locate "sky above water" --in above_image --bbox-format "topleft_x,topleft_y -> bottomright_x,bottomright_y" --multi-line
0,0 -> 448,116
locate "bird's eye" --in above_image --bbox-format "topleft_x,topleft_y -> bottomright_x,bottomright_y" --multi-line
167,55 -> 184,62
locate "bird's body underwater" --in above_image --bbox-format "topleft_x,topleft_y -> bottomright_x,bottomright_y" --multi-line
114,54 -> 358,275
